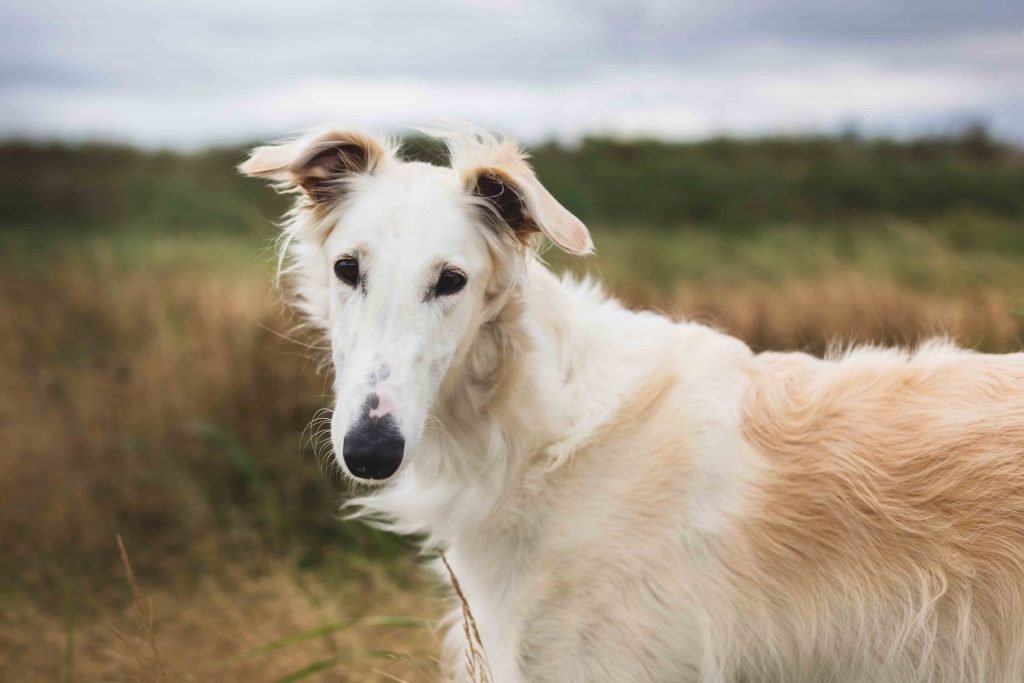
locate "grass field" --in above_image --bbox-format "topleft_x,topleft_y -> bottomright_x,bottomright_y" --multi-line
2,131 -> 1023,681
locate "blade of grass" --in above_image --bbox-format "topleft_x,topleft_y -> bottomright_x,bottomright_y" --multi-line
236,616 -> 432,660
62,571 -> 74,683
440,552 -> 493,683
272,650 -> 404,683
116,534 -> 166,681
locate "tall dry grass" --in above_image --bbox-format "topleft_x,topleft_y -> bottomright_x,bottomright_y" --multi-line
0,245 -> 323,592
5,558 -> 443,682
1,232 -> 1022,681
620,275 -> 1023,354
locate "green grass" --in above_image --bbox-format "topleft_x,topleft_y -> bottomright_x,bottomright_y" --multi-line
414,127 -> 1024,227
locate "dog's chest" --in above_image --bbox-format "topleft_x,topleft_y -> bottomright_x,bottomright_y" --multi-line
446,471 -> 713,682
445,543 -> 538,683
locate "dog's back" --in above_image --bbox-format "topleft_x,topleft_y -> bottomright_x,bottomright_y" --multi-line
510,331 -> 1024,682
730,342 -> 1024,680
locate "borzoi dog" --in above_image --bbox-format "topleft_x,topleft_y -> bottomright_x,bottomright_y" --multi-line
241,125 -> 1024,682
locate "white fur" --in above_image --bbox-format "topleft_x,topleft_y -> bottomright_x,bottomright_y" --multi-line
241,125 -> 1024,682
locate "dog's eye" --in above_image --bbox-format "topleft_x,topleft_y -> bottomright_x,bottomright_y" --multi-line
333,257 -> 359,287
435,269 -> 467,297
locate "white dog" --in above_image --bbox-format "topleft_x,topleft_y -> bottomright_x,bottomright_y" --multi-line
241,125 -> 1024,682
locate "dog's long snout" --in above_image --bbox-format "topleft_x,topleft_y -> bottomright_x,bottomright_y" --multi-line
342,394 -> 404,480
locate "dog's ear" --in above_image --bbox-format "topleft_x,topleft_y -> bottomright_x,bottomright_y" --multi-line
444,128 -> 593,255
239,129 -> 392,203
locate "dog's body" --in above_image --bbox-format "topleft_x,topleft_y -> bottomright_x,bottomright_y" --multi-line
377,265 -> 1024,683
242,126 -> 1024,682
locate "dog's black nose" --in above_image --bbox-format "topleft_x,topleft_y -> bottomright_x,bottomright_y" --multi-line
342,422 -> 404,480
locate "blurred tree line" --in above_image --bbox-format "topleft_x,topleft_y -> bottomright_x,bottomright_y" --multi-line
1,126 -> 1022,236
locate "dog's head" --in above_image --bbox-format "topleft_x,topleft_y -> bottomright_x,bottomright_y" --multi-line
240,126 -> 591,483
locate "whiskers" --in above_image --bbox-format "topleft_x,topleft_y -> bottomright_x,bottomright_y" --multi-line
300,407 -> 339,478
424,413 -> 450,440
255,320 -> 331,353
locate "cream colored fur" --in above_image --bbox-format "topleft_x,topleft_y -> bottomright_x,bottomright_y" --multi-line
241,125 -> 1024,683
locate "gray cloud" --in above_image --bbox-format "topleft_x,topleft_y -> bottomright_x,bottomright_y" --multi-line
0,0 -> 1020,145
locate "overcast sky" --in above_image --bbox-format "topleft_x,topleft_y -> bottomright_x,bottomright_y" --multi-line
1,0 -> 1022,148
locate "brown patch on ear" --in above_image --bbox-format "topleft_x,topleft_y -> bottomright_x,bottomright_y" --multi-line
298,143 -> 369,202
473,170 -> 540,242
